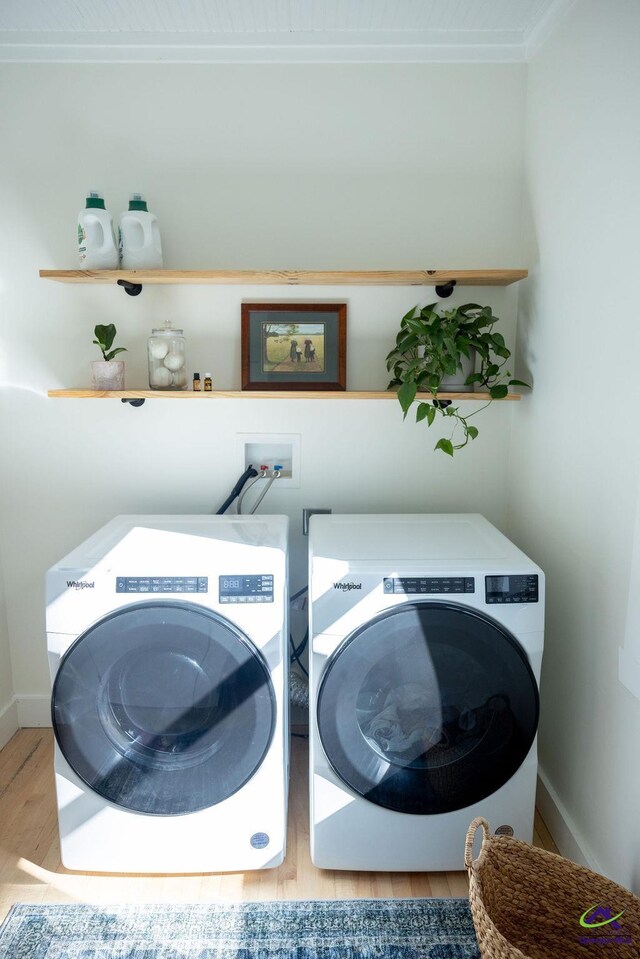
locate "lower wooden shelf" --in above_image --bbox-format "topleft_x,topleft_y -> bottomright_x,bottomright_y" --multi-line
48,389 -> 522,401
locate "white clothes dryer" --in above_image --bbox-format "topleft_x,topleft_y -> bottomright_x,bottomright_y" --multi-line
308,513 -> 544,872
46,515 -> 288,873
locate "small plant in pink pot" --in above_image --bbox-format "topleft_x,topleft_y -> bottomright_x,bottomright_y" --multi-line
91,323 -> 127,390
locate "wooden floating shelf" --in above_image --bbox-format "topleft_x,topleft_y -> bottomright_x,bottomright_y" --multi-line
39,269 -> 528,287
48,390 -> 522,401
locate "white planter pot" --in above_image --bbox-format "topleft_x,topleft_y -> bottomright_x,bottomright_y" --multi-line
91,360 -> 125,390
439,348 -> 476,392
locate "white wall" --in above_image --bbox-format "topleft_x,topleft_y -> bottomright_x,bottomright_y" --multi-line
0,559 -> 16,747
0,246 -> 16,743
0,62 -> 527,708
508,0 -> 640,890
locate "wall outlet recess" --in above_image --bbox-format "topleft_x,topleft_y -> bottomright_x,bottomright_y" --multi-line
239,432 -> 301,489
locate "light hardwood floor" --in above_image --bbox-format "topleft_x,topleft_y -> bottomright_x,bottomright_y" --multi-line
0,729 -> 558,921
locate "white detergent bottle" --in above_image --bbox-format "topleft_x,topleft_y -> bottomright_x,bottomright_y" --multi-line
78,191 -> 119,269
119,193 -> 163,269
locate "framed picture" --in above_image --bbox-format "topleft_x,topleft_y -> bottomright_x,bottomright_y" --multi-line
241,303 -> 347,391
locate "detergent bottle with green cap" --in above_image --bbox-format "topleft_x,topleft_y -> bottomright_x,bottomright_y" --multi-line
78,191 -> 119,269
119,193 -> 163,269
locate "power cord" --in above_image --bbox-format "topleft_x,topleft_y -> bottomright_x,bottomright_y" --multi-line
289,584 -> 309,676
237,466 -> 282,515
215,465 -> 258,515
289,634 -> 309,676
217,465 -> 283,516
237,468 -> 267,515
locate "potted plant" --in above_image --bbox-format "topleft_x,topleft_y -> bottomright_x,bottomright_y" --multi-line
91,323 -> 127,390
386,302 -> 529,455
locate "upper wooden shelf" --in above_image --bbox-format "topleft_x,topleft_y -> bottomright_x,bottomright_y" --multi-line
39,269 -> 528,287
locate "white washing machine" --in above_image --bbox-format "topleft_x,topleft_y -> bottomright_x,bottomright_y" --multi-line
46,514 -> 289,873
309,513 -> 544,872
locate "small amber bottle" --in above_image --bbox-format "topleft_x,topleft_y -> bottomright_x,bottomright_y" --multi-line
193,373 -> 201,391
204,373 -> 212,392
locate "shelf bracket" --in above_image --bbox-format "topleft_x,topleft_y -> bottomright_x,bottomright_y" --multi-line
117,279 -> 143,297
433,399 -> 452,409
121,398 -> 146,407
435,280 -> 457,298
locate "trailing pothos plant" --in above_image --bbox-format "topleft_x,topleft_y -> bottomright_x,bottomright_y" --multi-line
386,302 -> 529,455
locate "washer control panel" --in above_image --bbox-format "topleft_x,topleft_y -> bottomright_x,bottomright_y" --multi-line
384,576 -> 475,595
485,574 -> 539,604
219,574 -> 274,604
116,576 -> 208,594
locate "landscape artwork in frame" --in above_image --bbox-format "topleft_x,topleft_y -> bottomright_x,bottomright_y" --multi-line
241,303 -> 347,391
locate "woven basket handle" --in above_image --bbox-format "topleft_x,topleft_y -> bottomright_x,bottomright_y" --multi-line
464,817 -> 491,870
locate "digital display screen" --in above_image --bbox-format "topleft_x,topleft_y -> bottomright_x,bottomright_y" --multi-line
220,578 -> 243,592
487,576 -> 510,593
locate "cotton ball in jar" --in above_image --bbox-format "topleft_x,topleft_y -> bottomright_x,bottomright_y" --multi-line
150,366 -> 173,388
163,351 -> 185,372
172,369 -> 187,387
149,341 -> 169,360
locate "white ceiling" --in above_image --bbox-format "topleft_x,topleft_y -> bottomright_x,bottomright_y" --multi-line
0,0 -> 575,63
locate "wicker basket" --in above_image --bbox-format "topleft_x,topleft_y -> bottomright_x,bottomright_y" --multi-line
465,817 -> 640,959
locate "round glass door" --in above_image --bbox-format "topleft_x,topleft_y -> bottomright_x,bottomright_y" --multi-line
317,602 -> 539,814
52,601 -> 276,815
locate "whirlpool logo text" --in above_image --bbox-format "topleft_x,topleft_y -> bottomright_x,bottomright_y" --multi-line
333,582 -> 362,591
66,580 -> 95,590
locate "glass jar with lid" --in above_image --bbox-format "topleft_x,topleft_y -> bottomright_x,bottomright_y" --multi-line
147,320 -> 187,390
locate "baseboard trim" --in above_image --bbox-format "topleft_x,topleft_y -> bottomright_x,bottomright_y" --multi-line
0,697 -> 19,749
15,693 -> 51,728
536,767 -> 601,872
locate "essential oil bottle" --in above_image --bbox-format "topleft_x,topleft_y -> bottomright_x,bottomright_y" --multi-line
193,373 -> 201,391
204,373 -> 212,391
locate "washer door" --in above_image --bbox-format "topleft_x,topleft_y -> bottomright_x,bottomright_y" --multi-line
316,602 -> 539,814
52,601 -> 276,815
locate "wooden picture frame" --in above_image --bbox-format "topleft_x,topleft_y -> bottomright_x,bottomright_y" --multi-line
241,303 -> 347,391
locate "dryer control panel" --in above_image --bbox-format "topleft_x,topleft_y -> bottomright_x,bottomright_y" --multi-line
485,574 -> 539,604
116,576 -> 208,594
384,576 -> 475,594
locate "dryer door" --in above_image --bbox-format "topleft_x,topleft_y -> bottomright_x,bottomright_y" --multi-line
52,601 -> 277,815
316,602 -> 539,814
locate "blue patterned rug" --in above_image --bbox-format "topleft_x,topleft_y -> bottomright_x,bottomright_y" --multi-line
0,900 -> 479,958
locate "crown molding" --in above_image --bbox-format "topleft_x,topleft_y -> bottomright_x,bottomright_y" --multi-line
0,29 -> 528,63
0,7 -> 577,66
524,0 -> 577,60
